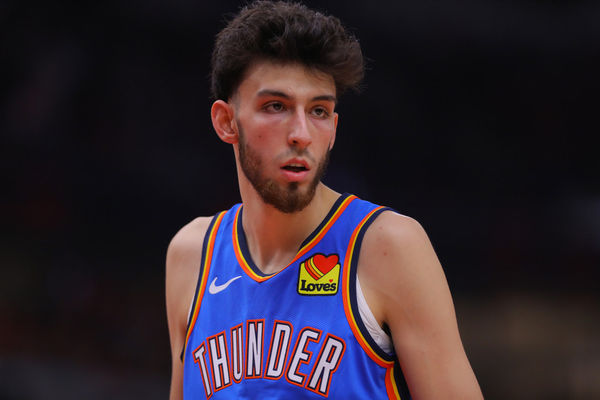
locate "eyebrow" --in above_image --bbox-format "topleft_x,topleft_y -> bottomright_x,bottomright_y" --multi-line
256,89 -> 337,104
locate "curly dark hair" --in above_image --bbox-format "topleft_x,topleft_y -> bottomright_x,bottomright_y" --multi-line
210,1 -> 364,101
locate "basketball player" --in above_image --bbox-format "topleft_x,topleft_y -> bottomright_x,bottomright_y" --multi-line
166,1 -> 483,398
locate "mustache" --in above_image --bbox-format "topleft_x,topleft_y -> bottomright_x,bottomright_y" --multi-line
280,148 -> 316,163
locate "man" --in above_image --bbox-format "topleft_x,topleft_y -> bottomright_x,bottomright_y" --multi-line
166,1 -> 483,399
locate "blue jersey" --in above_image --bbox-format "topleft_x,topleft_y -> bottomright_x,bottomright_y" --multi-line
182,194 -> 411,399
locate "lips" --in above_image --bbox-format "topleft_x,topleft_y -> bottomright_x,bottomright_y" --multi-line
281,158 -> 309,171
282,164 -> 308,173
280,158 -> 310,182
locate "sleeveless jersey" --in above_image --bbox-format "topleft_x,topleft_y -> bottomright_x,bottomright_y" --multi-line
182,194 -> 411,399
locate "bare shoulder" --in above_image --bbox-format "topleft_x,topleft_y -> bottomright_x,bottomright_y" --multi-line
166,216 -> 213,339
359,210 -> 436,278
169,216 -> 214,248
165,216 -> 213,400
363,210 -> 430,252
358,211 -> 483,398
357,210 -> 449,324
167,216 -> 213,271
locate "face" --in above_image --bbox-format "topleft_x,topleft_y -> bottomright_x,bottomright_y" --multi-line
231,61 -> 338,213
237,122 -> 330,213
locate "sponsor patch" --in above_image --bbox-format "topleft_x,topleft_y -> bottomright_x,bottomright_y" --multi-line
297,253 -> 340,296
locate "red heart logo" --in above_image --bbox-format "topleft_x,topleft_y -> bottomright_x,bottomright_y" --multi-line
313,254 -> 339,275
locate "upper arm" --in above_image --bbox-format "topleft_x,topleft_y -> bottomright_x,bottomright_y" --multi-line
358,212 -> 483,399
165,217 -> 212,400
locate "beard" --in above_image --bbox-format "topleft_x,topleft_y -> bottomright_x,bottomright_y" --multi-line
237,122 -> 330,214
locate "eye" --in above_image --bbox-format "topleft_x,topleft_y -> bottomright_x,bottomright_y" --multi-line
263,102 -> 286,113
311,106 -> 330,118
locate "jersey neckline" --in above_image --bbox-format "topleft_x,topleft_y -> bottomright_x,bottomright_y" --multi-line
232,193 -> 357,282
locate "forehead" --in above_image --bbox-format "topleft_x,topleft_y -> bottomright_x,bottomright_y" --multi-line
234,60 -> 336,102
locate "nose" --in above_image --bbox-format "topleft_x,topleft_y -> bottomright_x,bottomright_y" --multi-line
287,108 -> 312,149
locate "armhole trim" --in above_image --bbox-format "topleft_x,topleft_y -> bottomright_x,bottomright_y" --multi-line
342,206 -> 412,399
342,206 -> 393,366
179,211 -> 226,363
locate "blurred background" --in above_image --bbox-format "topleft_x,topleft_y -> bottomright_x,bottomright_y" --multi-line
1,0 -> 599,398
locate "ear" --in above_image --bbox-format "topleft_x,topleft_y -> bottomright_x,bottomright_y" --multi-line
211,100 -> 238,144
329,112 -> 338,150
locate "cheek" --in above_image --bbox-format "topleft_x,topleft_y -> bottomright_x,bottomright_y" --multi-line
312,116 -> 336,131
251,118 -> 278,139
312,120 -> 336,143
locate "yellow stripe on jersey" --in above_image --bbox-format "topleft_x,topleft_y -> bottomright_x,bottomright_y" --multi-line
342,205 -> 404,399
385,365 -> 403,399
183,211 -> 226,363
341,206 -> 393,368
233,195 -> 357,282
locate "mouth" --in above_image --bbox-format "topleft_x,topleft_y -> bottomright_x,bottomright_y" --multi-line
281,163 -> 308,173
280,159 -> 310,182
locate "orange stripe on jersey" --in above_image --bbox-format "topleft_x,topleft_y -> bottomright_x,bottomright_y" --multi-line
233,195 -> 357,282
341,205 -> 393,368
232,206 -> 269,282
183,211 -> 226,362
294,195 -> 356,262
385,365 -> 402,399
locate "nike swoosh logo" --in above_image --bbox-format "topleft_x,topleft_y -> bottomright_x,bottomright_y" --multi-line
208,276 -> 242,294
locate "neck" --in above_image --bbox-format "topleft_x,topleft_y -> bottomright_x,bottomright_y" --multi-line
240,183 -> 339,275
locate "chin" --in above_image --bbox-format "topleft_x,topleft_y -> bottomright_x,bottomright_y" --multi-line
259,181 -> 316,214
